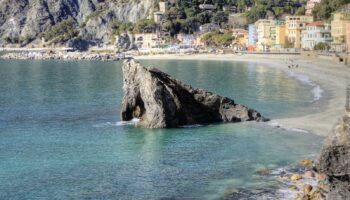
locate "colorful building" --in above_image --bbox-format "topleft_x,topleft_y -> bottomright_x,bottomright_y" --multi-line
301,21 -> 332,50
231,29 -> 248,50
285,15 -> 314,49
331,12 -> 350,52
248,24 -> 257,51
275,22 -> 286,49
306,0 -> 322,16
255,19 -> 274,51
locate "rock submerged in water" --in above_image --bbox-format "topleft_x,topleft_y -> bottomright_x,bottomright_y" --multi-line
120,59 -> 266,128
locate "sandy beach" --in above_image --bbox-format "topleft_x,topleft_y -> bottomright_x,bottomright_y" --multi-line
134,53 -> 350,137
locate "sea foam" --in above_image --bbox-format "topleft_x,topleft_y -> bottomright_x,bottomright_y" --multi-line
268,120 -> 309,134
287,71 -> 323,102
93,118 -> 140,128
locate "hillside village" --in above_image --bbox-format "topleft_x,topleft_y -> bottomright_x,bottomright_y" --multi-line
124,0 -> 350,53
2,0 -> 350,54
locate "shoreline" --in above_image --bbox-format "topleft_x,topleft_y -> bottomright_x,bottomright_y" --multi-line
134,54 -> 349,137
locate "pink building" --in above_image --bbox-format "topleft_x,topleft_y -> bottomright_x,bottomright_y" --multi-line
306,0 -> 321,16
346,23 -> 350,53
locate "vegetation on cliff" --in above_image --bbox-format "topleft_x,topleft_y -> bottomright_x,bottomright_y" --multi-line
44,18 -> 79,44
201,31 -> 235,47
313,0 -> 350,20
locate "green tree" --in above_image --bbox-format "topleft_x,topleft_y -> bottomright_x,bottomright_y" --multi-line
313,0 -> 350,20
44,18 -> 79,44
201,31 -> 234,47
314,42 -> 330,50
295,6 -> 306,15
133,19 -> 157,33
211,11 -> 228,25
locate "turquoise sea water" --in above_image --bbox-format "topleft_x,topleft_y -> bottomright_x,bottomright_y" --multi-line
0,59 -> 323,199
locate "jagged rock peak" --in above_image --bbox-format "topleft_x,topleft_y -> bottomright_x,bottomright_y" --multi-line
120,59 -> 266,128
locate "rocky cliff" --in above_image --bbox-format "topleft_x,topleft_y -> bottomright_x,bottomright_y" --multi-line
120,59 -> 265,128
318,115 -> 350,199
0,0 -> 155,46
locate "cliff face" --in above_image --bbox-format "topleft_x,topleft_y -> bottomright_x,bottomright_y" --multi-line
121,59 -> 265,128
0,0 -> 155,45
318,115 -> 350,199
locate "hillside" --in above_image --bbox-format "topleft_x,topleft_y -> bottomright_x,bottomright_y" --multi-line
2,0 -> 349,49
0,0 -> 156,46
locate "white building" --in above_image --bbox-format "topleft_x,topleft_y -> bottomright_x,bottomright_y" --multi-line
177,34 -> 197,47
301,21 -> 332,50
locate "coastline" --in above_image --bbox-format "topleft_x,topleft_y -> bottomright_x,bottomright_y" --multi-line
134,53 -> 349,137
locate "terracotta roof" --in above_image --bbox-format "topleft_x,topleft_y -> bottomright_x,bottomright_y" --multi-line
306,21 -> 324,26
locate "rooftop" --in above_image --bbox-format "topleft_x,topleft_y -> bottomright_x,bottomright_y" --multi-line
306,21 -> 325,26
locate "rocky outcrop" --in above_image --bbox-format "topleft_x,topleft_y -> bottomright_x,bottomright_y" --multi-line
0,0 -> 155,45
120,59 -> 265,128
318,115 -> 350,200
1,51 -> 126,61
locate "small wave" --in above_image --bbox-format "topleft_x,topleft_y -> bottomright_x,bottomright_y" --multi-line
268,120 -> 309,134
268,120 -> 281,128
115,118 -> 140,126
93,118 -> 140,128
180,124 -> 203,128
287,71 -> 323,102
312,85 -> 323,101
288,71 -> 313,85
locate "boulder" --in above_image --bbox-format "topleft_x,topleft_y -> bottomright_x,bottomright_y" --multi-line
303,184 -> 313,195
304,171 -> 315,178
318,115 -> 350,200
120,59 -> 266,128
291,174 -> 302,181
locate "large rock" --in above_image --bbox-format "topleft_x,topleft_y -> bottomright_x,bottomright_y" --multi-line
120,59 -> 265,128
318,115 -> 350,199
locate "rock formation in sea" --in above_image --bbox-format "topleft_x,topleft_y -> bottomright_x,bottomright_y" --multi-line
318,114 -> 350,199
120,59 -> 265,128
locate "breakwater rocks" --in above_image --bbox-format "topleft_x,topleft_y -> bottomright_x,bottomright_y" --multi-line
1,52 -> 126,61
121,59 -> 266,128
318,115 -> 350,200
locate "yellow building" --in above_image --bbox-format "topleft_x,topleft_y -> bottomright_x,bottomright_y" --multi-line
331,12 -> 350,52
285,15 -> 313,48
254,19 -> 274,51
275,24 -> 286,48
